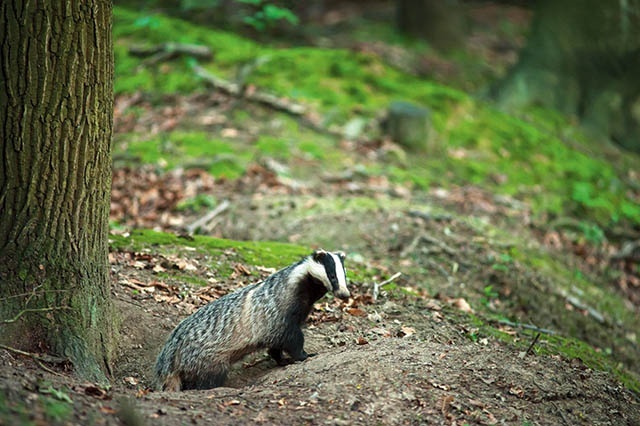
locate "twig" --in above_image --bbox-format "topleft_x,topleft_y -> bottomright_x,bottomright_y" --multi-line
186,199 -> 230,235
400,232 -> 456,258
565,295 -> 605,324
525,333 -> 541,356
495,318 -> 556,335
0,289 -> 66,302
426,258 -> 452,278
35,360 -> 65,377
0,344 -> 68,364
400,233 -> 423,258
551,401 -> 570,425
420,234 -> 456,256
407,210 -> 453,222
1,306 -> 69,325
373,272 -> 402,301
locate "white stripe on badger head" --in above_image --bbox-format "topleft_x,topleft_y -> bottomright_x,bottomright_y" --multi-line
328,252 -> 349,299
307,255 -> 332,293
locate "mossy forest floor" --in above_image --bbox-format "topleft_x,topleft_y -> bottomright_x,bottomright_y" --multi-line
2,3 -> 640,425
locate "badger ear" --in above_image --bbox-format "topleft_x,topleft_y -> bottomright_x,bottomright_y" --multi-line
336,251 -> 346,260
312,249 -> 327,262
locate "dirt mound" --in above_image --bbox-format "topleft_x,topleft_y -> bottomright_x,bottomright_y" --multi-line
118,337 -> 640,425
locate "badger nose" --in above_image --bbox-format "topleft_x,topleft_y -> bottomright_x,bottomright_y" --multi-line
335,289 -> 350,300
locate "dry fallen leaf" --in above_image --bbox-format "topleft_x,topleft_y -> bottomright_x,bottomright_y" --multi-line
234,263 -> 252,276
452,297 -> 473,313
152,264 -> 166,273
123,376 -> 138,387
441,395 -> 454,415
82,385 -> 110,400
346,308 -> 367,317
399,326 -> 415,337
509,387 -> 525,398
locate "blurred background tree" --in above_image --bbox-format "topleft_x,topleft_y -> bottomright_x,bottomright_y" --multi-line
396,0 -> 469,51
491,0 -> 640,152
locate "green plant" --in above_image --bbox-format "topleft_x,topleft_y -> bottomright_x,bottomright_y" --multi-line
39,387 -> 73,424
177,194 -> 217,212
238,0 -> 299,32
491,253 -> 513,272
579,222 -> 605,244
480,285 -> 499,308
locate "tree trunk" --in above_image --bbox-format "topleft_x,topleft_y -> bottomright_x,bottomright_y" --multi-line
491,0 -> 640,151
396,0 -> 468,51
0,1 -> 115,384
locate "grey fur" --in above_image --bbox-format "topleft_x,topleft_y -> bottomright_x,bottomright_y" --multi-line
154,250 -> 349,391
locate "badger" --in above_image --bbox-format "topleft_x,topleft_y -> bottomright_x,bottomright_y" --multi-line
154,249 -> 350,391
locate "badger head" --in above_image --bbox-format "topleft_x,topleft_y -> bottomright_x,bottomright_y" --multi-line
308,249 -> 350,300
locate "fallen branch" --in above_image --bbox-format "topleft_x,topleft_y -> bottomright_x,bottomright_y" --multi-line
373,272 -> 402,301
0,344 -> 68,364
192,64 -> 240,95
495,318 -> 556,335
425,258 -> 451,278
186,199 -> 230,235
1,306 -> 69,325
407,210 -> 453,222
400,232 -> 456,258
129,42 -> 213,66
192,64 -> 306,116
565,295 -> 605,324
611,240 -> 640,261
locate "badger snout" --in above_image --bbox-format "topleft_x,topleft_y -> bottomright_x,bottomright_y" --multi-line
334,289 -> 350,300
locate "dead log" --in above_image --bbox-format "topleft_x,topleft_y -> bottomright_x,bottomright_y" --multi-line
192,64 -> 306,116
129,42 -> 213,61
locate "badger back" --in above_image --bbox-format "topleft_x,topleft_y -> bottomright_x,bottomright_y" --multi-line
307,250 -> 350,300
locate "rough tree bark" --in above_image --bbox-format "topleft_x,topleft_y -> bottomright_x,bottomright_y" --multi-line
491,0 -> 640,152
0,1 -> 115,384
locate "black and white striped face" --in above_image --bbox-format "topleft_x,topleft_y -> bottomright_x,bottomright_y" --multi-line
309,250 -> 350,300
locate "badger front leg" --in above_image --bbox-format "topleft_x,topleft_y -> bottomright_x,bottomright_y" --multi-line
283,327 -> 311,362
268,347 -> 288,366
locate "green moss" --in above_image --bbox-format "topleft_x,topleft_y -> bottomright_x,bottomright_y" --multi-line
120,132 -> 251,177
41,395 -> 73,424
114,8 -> 258,94
0,392 -> 32,426
109,229 -> 376,287
255,136 -> 292,160
537,335 -> 640,394
114,7 -> 639,226
176,194 -> 217,213
109,229 -> 309,271
208,156 -> 245,179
